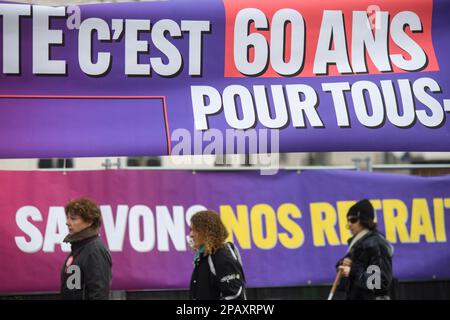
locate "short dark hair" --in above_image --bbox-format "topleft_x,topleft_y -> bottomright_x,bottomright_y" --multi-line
65,197 -> 102,229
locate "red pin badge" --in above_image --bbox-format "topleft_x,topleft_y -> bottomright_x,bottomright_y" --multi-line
66,256 -> 74,268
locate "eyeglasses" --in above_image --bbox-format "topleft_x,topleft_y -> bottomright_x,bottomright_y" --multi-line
347,217 -> 359,224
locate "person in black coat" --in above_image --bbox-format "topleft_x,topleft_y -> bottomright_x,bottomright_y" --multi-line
188,210 -> 246,300
336,199 -> 394,300
60,197 -> 112,300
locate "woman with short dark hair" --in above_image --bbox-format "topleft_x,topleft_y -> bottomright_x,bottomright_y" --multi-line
60,197 -> 112,300
189,210 -> 246,300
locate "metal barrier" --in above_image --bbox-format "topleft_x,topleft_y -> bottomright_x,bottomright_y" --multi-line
2,157 -> 449,173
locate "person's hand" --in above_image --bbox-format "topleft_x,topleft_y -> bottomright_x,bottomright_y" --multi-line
342,258 -> 352,267
338,265 -> 351,277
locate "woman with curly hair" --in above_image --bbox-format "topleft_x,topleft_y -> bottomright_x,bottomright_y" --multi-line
189,210 -> 246,300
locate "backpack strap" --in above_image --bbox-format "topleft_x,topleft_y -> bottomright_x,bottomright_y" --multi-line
208,243 -> 247,300
208,242 -> 243,277
226,242 -> 243,266
208,255 -> 216,276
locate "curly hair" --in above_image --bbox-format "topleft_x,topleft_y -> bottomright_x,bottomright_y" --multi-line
65,197 -> 102,229
190,210 -> 229,255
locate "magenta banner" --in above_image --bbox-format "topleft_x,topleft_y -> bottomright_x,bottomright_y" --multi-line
0,169 -> 449,293
1,0 -> 450,158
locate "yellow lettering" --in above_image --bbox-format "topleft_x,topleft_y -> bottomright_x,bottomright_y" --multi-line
310,202 -> 340,247
251,204 -> 278,249
444,198 -> 450,207
410,198 -> 435,243
382,199 -> 410,243
434,198 -> 450,243
220,205 -> 251,249
278,203 -> 304,249
433,198 -> 447,242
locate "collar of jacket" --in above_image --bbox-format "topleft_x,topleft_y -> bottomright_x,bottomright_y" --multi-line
346,229 -> 370,252
63,226 -> 99,245
193,245 -> 206,265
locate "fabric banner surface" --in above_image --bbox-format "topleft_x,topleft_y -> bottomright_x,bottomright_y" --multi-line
0,0 -> 450,158
0,169 -> 448,293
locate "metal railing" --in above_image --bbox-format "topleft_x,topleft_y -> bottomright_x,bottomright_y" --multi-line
371,164 -> 450,171
1,157 -> 449,173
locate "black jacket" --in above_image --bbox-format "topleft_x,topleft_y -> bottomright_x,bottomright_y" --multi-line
60,228 -> 112,300
336,230 -> 394,300
190,244 -> 246,300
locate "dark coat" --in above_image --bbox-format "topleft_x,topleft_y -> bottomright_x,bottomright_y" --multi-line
60,228 -> 112,300
190,244 -> 246,300
337,230 -> 394,300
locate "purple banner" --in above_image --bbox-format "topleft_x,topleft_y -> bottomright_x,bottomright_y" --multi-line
0,0 -> 450,158
0,169 -> 449,292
